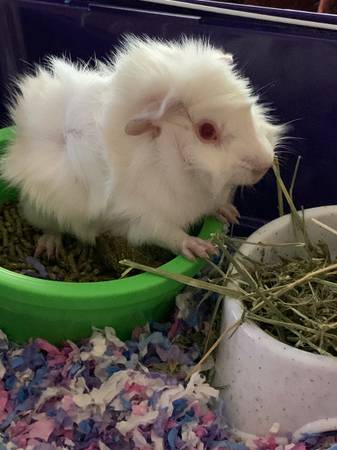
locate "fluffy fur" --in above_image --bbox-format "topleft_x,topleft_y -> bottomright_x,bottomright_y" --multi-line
0,36 -> 284,259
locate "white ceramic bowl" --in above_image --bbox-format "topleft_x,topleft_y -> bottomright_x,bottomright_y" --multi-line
214,206 -> 337,438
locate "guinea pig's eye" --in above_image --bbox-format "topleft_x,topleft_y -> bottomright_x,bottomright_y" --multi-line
197,121 -> 218,143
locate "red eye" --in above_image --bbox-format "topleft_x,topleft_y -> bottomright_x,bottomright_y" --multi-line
197,121 -> 218,142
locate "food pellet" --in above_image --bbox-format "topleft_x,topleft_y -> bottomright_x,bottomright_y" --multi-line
0,201 -> 173,282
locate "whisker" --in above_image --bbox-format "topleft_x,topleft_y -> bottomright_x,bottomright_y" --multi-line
278,135 -> 305,142
275,154 -> 297,165
281,118 -> 303,128
275,151 -> 293,158
275,148 -> 296,156
277,159 -> 287,169
236,56 -> 254,74
254,81 -> 276,97
275,147 -> 294,153
275,145 -> 299,154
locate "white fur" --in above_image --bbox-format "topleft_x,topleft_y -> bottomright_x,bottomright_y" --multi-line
0,36 -> 284,255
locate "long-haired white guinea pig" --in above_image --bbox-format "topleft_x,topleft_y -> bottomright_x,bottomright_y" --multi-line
0,36 -> 284,260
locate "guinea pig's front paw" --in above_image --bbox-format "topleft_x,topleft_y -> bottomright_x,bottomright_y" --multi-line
34,233 -> 63,260
216,203 -> 240,224
182,236 -> 219,261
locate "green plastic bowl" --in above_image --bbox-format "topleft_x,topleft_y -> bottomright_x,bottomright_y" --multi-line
0,127 -> 222,344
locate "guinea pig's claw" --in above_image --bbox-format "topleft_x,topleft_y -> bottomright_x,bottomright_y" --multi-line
182,236 -> 218,261
216,204 -> 240,225
35,233 -> 63,260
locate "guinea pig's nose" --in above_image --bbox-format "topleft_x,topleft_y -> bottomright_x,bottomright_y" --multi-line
242,157 -> 272,183
251,162 -> 272,177
242,157 -> 272,175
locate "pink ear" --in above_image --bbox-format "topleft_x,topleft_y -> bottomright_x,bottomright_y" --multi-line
125,95 -> 180,136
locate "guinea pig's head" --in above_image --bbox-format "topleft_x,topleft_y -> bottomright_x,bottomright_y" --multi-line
119,37 -> 284,194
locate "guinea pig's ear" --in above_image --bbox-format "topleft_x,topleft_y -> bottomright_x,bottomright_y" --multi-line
125,95 -> 180,136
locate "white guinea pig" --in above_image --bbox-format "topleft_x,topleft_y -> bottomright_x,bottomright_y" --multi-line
0,36 -> 284,260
